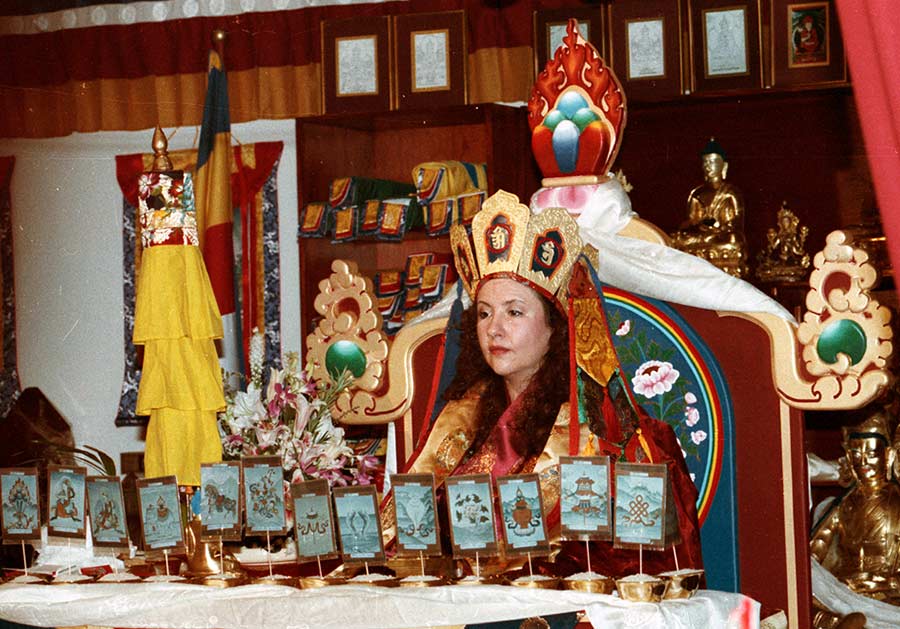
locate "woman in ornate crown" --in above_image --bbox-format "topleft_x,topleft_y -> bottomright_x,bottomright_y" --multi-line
394,192 -> 704,578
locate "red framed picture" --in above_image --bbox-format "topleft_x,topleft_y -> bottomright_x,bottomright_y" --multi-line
770,0 -> 846,87
608,0 -> 684,101
322,15 -> 393,114
394,11 -> 467,109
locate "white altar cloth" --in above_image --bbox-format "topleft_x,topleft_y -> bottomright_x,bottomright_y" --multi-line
0,582 -> 758,629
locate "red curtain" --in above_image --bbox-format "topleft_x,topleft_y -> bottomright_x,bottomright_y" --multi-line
835,2 -> 900,290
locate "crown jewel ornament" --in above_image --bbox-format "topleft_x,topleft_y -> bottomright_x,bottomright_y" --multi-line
528,19 -> 627,186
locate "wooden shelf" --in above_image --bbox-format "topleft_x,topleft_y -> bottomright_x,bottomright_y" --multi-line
295,103 -> 540,338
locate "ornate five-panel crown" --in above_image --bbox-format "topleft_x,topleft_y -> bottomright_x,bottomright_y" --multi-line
450,190 -> 583,309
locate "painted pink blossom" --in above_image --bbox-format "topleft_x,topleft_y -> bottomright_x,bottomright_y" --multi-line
631,360 -> 680,398
616,320 -> 631,336
690,430 -> 708,445
684,392 -> 697,404
685,406 -> 700,427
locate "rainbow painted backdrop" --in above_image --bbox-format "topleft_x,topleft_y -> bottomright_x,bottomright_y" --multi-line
603,286 -> 739,591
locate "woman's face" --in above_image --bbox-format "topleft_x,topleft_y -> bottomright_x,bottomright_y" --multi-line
476,278 -> 553,399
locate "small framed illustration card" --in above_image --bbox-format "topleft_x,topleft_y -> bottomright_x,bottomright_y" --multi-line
558,456 -> 613,541
771,0 -> 846,87
322,15 -> 392,114
495,474 -> 550,556
0,467 -> 41,542
394,11 -> 467,110
608,0 -> 684,101
533,8 -> 601,76
47,465 -> 87,538
391,473 -> 440,557
241,456 -> 287,537
86,475 -> 129,547
613,462 -> 681,551
292,479 -> 339,562
690,0 -> 762,93
332,484 -> 385,563
444,474 -> 499,558
199,461 -> 242,541
136,476 -> 185,553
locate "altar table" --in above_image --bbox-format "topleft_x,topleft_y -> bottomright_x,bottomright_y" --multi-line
0,582 -> 759,629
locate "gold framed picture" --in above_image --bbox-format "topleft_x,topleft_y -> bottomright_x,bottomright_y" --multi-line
690,0 -> 763,93
394,11 -> 467,109
608,0 -> 684,101
770,0 -> 846,87
322,15 -> 392,114
533,8 -> 602,77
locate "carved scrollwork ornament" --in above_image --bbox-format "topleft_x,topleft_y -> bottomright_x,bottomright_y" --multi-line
305,260 -> 389,422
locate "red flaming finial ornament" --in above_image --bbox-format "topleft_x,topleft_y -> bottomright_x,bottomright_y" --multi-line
528,19 -> 626,185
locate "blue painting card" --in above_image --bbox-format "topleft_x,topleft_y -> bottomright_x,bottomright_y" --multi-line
558,456 -> 613,541
241,456 -> 288,537
47,465 -> 88,538
444,474 -> 499,558
613,462 -> 681,551
391,473 -> 440,557
200,461 -> 242,541
86,475 -> 129,547
496,474 -> 550,556
292,479 -> 338,561
332,484 -> 385,563
136,476 -> 185,552
0,467 -> 41,542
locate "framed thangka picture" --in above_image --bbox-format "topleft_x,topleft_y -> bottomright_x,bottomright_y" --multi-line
86,476 -> 129,547
322,16 -> 392,114
691,0 -> 762,92
533,8 -> 600,77
241,456 -> 287,537
394,11 -> 466,109
333,484 -> 385,563
391,473 -> 439,557
559,456 -> 612,541
136,476 -> 185,553
444,474 -> 499,558
200,461 -> 241,541
613,462 -> 681,551
292,480 -> 338,561
608,0 -> 684,101
496,474 -> 550,556
0,468 -> 40,541
771,1 -> 845,87
47,465 -> 87,538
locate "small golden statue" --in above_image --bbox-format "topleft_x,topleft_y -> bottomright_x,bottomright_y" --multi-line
670,138 -> 748,278
755,202 -> 811,283
810,410 -> 900,603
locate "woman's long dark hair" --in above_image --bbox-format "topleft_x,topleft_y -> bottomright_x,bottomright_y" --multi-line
443,286 -> 570,459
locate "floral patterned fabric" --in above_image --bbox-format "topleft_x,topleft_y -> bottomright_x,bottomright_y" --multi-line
137,171 -> 200,248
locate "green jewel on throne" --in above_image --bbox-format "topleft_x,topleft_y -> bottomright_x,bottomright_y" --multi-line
325,340 -> 367,378
816,318 -> 867,365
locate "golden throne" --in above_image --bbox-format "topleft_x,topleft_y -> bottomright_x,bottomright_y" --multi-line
305,221 -> 892,629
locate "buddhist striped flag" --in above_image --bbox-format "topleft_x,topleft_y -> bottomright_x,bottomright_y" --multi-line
194,48 -> 235,316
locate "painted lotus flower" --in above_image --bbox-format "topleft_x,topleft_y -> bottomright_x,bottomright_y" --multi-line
691,430 -> 708,445
616,320 -> 631,336
685,406 -> 700,427
631,360 -> 680,398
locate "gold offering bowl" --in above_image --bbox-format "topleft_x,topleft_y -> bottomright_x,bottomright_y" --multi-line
298,575 -> 347,589
344,575 -> 401,587
455,574 -> 508,586
194,572 -> 248,588
508,575 -> 561,590
615,576 -> 668,603
399,575 -> 449,588
253,573 -> 298,587
657,569 -> 704,600
562,575 -> 615,594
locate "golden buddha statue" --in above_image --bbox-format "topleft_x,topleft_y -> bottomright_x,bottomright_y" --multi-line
810,410 -> 900,603
670,138 -> 748,278
755,202 -> 811,284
